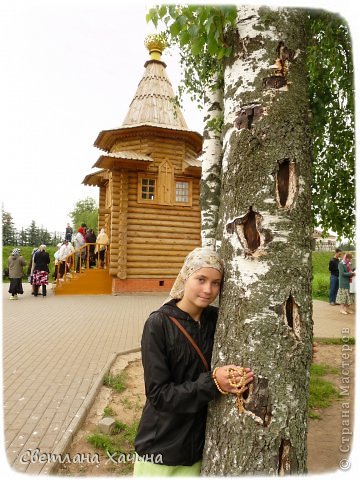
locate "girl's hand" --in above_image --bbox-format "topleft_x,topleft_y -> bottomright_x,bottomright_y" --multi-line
213,365 -> 254,394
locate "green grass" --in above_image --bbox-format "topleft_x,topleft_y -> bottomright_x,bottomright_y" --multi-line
87,432 -> 114,452
103,372 -> 127,393
103,406 -> 117,417
312,251 -> 332,301
315,337 -> 356,345
87,421 -> 139,474
309,362 -> 341,419
312,251 -> 332,276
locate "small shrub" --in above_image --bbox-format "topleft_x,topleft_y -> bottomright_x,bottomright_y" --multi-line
103,406 -> 117,417
103,372 -> 126,393
113,420 -> 127,434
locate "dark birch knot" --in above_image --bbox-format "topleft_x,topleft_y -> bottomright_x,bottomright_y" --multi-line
234,103 -> 265,130
278,439 -> 292,475
243,375 -> 272,427
276,158 -> 297,209
262,75 -> 288,91
283,294 -> 301,339
276,41 -> 297,63
227,207 -> 274,257
263,41 -> 299,92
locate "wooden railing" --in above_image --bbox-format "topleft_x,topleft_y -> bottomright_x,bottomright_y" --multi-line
54,243 -> 109,287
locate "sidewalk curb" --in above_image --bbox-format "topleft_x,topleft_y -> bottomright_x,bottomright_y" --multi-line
47,347 -> 141,474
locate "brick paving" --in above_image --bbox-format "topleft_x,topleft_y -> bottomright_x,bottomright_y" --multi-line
2,283 -> 355,475
2,283 -> 167,474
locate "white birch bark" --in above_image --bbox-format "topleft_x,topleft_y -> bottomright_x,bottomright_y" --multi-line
200,76 -> 223,249
202,6 -> 313,475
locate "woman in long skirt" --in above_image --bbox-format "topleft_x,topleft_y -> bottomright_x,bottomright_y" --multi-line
8,248 -> 26,300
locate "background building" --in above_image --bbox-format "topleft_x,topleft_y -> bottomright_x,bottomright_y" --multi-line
83,36 -> 203,293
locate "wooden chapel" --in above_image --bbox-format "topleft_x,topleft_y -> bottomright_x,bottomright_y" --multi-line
82,35 -> 203,294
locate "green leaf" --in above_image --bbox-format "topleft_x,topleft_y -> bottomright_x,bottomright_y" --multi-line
207,34 -> 219,56
188,24 -> 199,38
158,4 -> 168,19
191,37 -> 205,56
204,18 -> 215,35
179,30 -> 191,47
169,21 -> 181,37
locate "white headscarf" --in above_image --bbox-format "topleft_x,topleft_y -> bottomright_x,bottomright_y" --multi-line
168,247 -> 224,301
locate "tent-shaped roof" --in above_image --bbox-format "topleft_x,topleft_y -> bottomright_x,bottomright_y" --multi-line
94,35 -> 202,153
121,58 -> 188,129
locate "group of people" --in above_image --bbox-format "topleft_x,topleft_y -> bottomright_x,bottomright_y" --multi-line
328,248 -> 356,314
55,224 -> 109,279
8,245 -> 51,299
7,223 -> 110,298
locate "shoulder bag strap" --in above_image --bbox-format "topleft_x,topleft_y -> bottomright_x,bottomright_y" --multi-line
168,315 -> 209,371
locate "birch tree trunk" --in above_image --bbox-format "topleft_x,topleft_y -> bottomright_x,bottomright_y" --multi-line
200,77 -> 223,249
202,6 -> 313,475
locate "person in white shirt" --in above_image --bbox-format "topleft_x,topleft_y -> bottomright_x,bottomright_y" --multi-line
58,240 -> 75,278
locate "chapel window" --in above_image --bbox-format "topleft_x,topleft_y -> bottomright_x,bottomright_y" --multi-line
140,178 -> 156,200
175,181 -> 190,203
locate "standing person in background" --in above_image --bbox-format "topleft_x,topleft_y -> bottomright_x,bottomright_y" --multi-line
8,248 -> 27,300
85,228 -> 97,267
336,252 -> 356,315
27,247 -> 39,295
74,227 -> 86,272
32,245 -> 50,297
65,223 -> 73,242
53,242 -> 63,280
328,248 -> 342,305
95,228 -> 109,268
58,239 -> 74,279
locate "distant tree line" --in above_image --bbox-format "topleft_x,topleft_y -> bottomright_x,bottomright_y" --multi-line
2,210 -> 63,246
2,198 -> 98,247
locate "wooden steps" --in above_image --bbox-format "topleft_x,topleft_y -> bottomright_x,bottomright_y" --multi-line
53,268 -> 112,295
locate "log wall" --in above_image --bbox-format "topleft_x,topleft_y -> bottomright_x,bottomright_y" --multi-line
98,186 -> 106,234
126,173 -> 201,278
104,133 -> 201,290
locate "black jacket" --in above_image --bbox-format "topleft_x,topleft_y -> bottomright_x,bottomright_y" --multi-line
329,257 -> 340,277
134,300 -> 220,466
33,250 -> 50,273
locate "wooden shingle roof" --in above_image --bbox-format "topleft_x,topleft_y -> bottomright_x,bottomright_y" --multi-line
82,169 -> 109,187
94,37 -> 202,153
92,151 -> 153,170
122,59 -> 188,130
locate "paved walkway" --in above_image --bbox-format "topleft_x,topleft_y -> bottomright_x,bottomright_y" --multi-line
2,283 -> 356,475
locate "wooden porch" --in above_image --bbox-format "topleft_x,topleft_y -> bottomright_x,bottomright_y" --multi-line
53,244 -> 112,295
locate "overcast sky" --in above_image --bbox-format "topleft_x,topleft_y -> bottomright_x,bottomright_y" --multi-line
0,0 -> 358,237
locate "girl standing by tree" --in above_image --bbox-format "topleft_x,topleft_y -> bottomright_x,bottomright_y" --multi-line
133,247 -> 254,476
